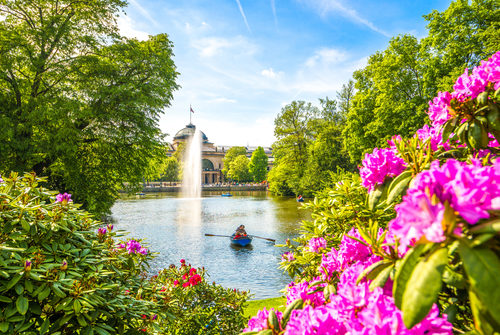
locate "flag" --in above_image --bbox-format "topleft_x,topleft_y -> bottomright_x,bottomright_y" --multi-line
190,106 -> 195,114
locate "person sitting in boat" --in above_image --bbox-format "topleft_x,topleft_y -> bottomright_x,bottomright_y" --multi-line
234,225 -> 247,237
297,195 -> 303,201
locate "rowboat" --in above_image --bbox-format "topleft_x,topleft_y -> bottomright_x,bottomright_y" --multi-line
221,193 -> 233,197
230,234 -> 252,247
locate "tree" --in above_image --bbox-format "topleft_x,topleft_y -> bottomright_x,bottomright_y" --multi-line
161,156 -> 180,184
0,1 -> 179,215
248,147 -> 268,182
342,35 -> 440,163
227,155 -> 251,182
222,146 -> 247,177
423,0 -> 500,91
336,79 -> 355,120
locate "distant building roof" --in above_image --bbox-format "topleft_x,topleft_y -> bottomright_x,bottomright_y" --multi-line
173,123 -> 209,142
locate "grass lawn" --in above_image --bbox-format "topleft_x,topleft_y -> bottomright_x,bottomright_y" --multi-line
243,296 -> 287,319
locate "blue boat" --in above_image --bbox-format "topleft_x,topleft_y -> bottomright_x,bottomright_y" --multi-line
230,234 -> 252,247
221,193 -> 233,197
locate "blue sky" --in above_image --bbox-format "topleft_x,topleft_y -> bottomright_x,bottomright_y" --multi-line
118,0 -> 451,147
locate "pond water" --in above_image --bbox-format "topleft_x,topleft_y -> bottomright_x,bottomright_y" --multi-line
110,191 -> 309,299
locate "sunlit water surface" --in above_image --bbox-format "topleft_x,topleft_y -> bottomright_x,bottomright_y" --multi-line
110,191 -> 309,299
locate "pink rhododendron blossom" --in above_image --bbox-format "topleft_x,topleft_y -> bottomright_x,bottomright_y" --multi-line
125,240 -> 148,254
428,91 -> 452,126
390,159 -> 500,252
281,251 -> 295,262
320,228 -> 382,280
308,237 -> 327,252
285,304 -> 346,335
415,124 -> 451,151
286,278 -> 326,307
452,68 -> 488,100
244,308 -> 282,332
97,227 -> 107,235
56,192 -> 72,204
360,148 -> 407,192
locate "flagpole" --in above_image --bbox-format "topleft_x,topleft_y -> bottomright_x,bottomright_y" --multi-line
189,105 -> 192,124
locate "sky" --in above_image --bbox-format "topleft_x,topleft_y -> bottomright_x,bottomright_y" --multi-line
118,0 -> 452,147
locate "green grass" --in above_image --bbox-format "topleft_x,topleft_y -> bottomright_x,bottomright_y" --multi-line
243,297 -> 287,318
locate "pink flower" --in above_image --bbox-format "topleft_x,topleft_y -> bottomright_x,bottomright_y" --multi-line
281,251 -> 295,262
56,192 -> 72,204
360,148 -> 407,192
286,278 -> 326,307
308,237 -> 327,252
427,91 -> 452,126
389,159 -> 500,252
244,308 -> 282,332
415,124 -> 451,151
97,227 -> 107,235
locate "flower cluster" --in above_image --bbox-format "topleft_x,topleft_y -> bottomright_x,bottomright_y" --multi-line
360,148 -> 407,192
390,158 -> 500,252
320,228 -> 379,280
55,192 -> 72,204
286,278 -> 326,307
428,51 -> 500,126
283,260 -> 452,334
243,308 -> 283,333
172,260 -> 203,288
97,227 -> 107,235
281,251 -> 295,262
118,240 -> 148,255
308,237 -> 327,252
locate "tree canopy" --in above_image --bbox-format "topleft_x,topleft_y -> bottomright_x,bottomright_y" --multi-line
0,0 -> 179,215
221,146 -> 247,178
248,146 -> 268,182
227,155 -> 251,183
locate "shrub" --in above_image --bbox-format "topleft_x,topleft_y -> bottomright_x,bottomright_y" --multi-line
0,173 -> 248,334
243,52 -> 500,334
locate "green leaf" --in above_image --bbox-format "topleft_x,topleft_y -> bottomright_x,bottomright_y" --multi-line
402,247 -> 448,329
369,265 -> 393,291
386,171 -> 412,204
0,322 -> 9,333
38,285 -> 51,301
6,274 -> 22,289
459,242 -> 500,326
368,184 -> 384,210
40,318 -> 50,335
0,296 -> 12,303
16,296 -> 29,315
393,244 -> 425,309
441,119 -> 455,142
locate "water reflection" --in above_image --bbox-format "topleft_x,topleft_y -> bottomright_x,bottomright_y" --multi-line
111,191 -> 309,299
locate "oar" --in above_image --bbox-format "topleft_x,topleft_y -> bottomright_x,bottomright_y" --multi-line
205,233 -> 233,238
249,235 -> 275,242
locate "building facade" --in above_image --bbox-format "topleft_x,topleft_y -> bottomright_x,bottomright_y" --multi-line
170,123 -> 273,184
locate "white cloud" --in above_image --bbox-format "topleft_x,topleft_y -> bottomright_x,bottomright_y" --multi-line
298,0 -> 390,37
193,36 -> 257,58
209,97 -> 237,104
128,0 -> 160,28
305,48 -> 347,67
261,68 -> 282,79
117,15 -> 150,40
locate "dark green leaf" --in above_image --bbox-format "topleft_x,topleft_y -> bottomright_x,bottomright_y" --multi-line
459,242 -> 500,325
393,244 -> 425,309
402,248 -> 448,329
16,296 -> 29,315
386,171 -> 412,204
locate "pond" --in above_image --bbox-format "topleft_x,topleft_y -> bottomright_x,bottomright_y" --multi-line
110,191 -> 309,299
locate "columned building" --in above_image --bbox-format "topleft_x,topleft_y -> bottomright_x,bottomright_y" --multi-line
170,123 -> 273,184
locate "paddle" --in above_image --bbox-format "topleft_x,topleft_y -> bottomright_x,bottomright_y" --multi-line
248,235 -> 275,242
205,233 -> 233,238
205,233 -> 275,243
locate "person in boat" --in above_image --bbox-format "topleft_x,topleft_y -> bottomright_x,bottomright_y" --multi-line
297,195 -> 303,201
234,225 -> 247,238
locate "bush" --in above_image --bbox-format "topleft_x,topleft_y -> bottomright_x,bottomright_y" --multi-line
243,52 -> 500,334
0,173 -> 247,334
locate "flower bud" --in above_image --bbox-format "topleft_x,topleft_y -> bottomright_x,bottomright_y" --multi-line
61,260 -> 68,271
24,260 -> 32,271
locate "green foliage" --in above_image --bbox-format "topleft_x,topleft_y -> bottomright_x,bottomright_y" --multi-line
0,0 -> 179,216
159,157 -> 180,184
228,155 -> 252,183
149,265 -> 249,335
278,170 -> 396,279
0,173 -> 248,334
248,147 -> 268,182
222,147 -> 247,178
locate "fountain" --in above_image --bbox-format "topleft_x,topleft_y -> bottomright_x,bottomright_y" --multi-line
181,125 -> 202,198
